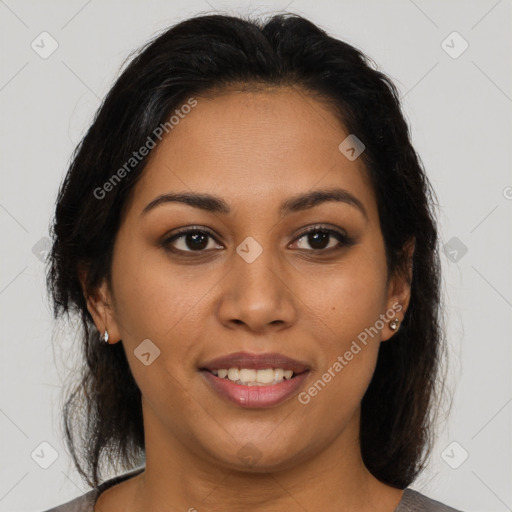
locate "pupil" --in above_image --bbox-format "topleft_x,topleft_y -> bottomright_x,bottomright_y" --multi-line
184,231 -> 331,251
309,231 -> 328,249
187,232 -> 208,250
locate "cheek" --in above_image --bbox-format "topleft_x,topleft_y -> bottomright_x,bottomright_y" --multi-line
309,273 -> 384,379
112,250 -> 212,340
301,249 -> 388,341
297,243 -> 388,398
109,241 -> 214,407
296,270 -> 385,428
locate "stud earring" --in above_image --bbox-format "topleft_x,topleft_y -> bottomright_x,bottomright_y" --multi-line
102,330 -> 109,343
389,318 -> 400,331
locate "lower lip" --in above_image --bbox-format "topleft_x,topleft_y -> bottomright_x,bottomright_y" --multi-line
201,371 -> 309,408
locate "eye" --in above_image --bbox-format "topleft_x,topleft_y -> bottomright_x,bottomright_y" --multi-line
291,226 -> 356,252
161,227 -> 223,254
161,225 -> 356,256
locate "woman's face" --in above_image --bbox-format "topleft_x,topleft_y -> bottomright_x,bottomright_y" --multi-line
92,86 -> 411,472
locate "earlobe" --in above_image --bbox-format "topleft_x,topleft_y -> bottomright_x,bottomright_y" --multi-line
382,238 -> 415,342
388,317 -> 400,332
79,268 -> 121,344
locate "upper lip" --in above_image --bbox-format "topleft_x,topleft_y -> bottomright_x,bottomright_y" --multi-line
200,351 -> 310,373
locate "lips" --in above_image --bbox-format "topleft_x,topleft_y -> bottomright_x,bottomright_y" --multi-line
199,351 -> 310,408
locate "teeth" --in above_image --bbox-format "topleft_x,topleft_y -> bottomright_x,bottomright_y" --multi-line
211,367 -> 297,385
256,368 -> 275,384
274,368 -> 284,382
227,368 -> 239,381
239,369 -> 257,383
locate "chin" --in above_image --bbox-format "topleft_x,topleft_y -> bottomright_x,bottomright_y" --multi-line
201,434 -> 312,474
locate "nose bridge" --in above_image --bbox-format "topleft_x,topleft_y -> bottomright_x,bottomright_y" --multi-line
217,233 -> 297,331
237,240 -> 279,293
234,234 -> 283,302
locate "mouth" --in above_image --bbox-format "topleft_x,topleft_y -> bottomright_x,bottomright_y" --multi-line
199,352 -> 310,408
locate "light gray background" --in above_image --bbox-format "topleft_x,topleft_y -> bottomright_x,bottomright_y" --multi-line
1,1 -> 511,511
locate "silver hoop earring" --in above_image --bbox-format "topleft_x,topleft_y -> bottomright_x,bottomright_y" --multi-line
102,330 -> 109,343
389,318 -> 400,331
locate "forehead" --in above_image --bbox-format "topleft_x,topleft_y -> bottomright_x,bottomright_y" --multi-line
127,87 -> 377,220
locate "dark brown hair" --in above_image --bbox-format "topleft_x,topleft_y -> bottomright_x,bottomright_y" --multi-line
47,12 -> 447,489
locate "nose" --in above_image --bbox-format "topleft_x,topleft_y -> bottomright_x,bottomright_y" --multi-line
216,243 -> 298,334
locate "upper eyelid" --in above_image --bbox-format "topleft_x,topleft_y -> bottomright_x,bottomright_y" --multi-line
164,225 -> 351,248
165,224 -> 346,238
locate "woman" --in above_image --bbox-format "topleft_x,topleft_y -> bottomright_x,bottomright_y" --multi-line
44,12 -> 462,512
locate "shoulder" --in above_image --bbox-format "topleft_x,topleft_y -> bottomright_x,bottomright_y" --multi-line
39,467 -> 145,512
40,489 -> 97,512
396,488 -> 464,512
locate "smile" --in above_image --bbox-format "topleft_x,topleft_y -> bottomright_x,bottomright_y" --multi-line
209,367 -> 295,386
199,351 -> 311,408
201,368 -> 309,408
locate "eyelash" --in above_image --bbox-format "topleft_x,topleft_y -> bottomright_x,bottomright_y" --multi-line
161,225 -> 356,256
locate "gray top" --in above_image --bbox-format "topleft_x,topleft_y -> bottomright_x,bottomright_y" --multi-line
42,468 -> 463,512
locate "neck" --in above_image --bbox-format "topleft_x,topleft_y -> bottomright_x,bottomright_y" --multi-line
128,404 -> 404,512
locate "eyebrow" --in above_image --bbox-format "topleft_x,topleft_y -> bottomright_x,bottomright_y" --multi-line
141,187 -> 368,220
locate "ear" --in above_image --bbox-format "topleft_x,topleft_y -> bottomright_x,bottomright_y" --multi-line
78,266 -> 122,344
381,238 -> 415,342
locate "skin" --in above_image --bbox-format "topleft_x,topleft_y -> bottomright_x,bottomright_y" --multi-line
85,86 -> 414,512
